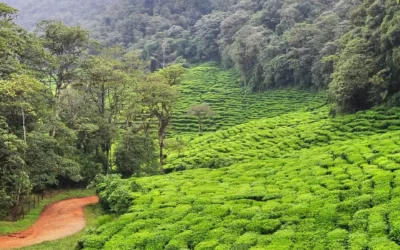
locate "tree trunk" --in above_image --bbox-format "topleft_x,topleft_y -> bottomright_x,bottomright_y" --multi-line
198,118 -> 203,135
101,84 -> 105,117
159,137 -> 164,170
158,115 -> 168,171
106,147 -> 110,175
158,127 -> 165,170
52,86 -> 62,137
21,107 -> 26,143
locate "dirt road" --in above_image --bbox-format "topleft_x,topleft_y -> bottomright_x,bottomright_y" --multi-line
0,196 -> 99,249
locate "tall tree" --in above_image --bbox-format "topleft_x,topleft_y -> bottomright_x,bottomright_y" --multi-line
80,47 -> 132,173
37,20 -> 88,99
135,65 -> 186,169
0,118 -> 29,220
0,75 -> 43,142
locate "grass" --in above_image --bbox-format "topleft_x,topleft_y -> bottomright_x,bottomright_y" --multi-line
75,64 -> 400,249
19,205 -> 100,250
0,189 -> 95,236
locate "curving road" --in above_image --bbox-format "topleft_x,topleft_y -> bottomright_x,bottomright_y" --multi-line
0,196 -> 99,249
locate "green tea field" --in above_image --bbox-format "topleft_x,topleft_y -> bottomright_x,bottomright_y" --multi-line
171,64 -> 326,135
81,65 -> 400,250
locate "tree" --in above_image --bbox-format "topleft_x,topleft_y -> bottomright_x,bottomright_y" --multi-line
228,25 -> 270,91
115,133 -> 158,178
189,104 -> 216,134
0,75 -> 43,142
0,118 -> 29,220
0,4 -> 35,78
35,21 -> 88,137
194,12 -> 227,61
329,38 -> 377,112
25,131 -> 82,192
0,3 -> 17,22
37,20 -> 88,100
79,47 -> 133,173
135,64 -> 186,169
136,76 -> 177,169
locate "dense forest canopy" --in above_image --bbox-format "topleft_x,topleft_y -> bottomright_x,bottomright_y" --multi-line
6,0 -> 400,112
17,0 -> 392,113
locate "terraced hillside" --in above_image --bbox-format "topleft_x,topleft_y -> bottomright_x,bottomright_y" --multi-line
166,107 -> 400,172
80,66 -> 400,250
171,64 -> 326,134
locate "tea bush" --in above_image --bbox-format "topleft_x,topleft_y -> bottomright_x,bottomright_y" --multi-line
81,66 -> 400,249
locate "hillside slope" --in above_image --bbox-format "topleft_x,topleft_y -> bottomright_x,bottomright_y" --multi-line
171,64 -> 325,135
80,66 -> 400,250
82,109 -> 400,250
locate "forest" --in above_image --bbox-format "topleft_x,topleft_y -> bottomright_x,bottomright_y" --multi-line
89,0 -> 400,113
2,0 -> 400,249
0,1 -> 188,220
7,0 -> 400,113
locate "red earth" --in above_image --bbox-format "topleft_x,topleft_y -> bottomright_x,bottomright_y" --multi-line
0,196 -> 99,250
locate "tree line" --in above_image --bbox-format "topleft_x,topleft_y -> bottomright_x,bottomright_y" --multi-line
0,3 -> 186,220
86,0 -> 399,113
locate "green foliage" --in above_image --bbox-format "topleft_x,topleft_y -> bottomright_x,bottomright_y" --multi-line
82,86 -> 400,249
329,38 -> 376,112
171,64 -> 326,135
4,1 -> 400,248
92,174 -> 139,214
0,118 -> 28,220
56,0 -> 352,95
115,134 -> 158,177
0,1 -> 194,221
7,0 -> 400,112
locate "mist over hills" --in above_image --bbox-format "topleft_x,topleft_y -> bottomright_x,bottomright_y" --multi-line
2,0 -> 114,29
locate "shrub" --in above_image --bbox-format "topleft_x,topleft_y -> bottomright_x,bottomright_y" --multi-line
327,229 -> 348,250
81,235 -> 108,249
389,211 -> 400,243
246,219 -> 281,234
232,232 -> 259,249
195,240 -> 219,250
115,134 -> 158,177
348,232 -> 368,250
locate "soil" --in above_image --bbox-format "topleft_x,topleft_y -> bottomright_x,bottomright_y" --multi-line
0,196 -> 99,250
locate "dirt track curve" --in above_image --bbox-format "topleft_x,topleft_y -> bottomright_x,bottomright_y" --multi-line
0,196 -> 99,250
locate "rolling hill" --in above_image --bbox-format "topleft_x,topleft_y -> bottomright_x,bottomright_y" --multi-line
80,65 -> 400,250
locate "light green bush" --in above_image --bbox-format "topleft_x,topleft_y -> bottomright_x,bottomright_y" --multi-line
81,81 -> 400,249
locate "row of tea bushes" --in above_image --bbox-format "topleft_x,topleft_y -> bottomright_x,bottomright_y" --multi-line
81,88 -> 400,249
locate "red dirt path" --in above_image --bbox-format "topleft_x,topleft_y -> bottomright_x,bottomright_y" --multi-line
0,196 -> 99,250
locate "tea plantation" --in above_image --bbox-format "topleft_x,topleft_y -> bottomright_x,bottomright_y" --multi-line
81,65 -> 400,250
171,63 -> 326,134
